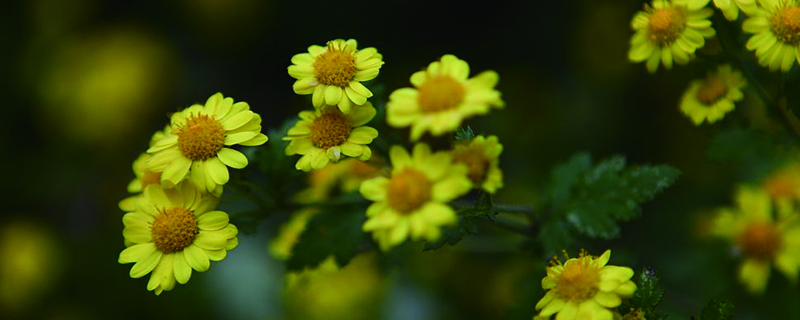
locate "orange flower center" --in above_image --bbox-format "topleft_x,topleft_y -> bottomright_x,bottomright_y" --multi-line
554,258 -> 600,302
737,221 -> 782,261
696,76 -> 728,105
765,171 -> 800,199
770,6 -> 800,45
310,112 -> 351,149
140,170 -> 162,188
647,7 -> 687,46
387,168 -> 432,214
417,75 -> 465,113
151,207 -> 199,253
313,45 -> 357,88
452,147 -> 489,185
176,114 -> 225,161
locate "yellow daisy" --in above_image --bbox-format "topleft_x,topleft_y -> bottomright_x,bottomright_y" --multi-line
536,250 -> 637,320
713,0 -> 758,20
269,208 -> 316,260
118,183 -> 238,295
679,64 -> 747,125
119,153 -> 163,212
120,126 -> 175,211
763,162 -> 800,201
743,0 -> 800,72
283,103 -> 378,172
147,92 -> 268,192
294,158 -> 385,204
451,135 -> 504,194
359,144 -> 472,251
712,186 -> 800,294
288,39 -> 384,114
386,55 -> 504,141
628,0 -> 716,73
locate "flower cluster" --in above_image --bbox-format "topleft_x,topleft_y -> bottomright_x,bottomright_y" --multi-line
285,40 -> 506,251
118,93 -> 267,294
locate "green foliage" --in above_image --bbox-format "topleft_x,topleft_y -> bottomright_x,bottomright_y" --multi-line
539,153 -> 680,254
620,267 -> 667,320
286,200 -> 368,271
454,126 -> 476,142
424,191 -> 495,250
693,299 -> 735,320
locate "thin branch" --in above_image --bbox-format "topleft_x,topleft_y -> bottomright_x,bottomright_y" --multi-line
494,203 -> 535,215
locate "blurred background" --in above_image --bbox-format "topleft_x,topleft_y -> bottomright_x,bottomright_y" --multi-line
3,0 -> 798,319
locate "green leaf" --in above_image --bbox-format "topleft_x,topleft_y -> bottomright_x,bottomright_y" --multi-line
694,299 -> 735,320
546,152 -> 592,207
558,155 -> 680,239
286,204 -> 367,271
538,220 -> 574,257
454,126 -> 476,142
620,267 -> 667,320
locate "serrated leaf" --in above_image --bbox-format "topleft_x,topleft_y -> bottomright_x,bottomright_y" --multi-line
695,299 -> 735,320
538,220 -> 574,257
286,205 -> 367,271
544,153 -> 680,240
424,192 -> 494,250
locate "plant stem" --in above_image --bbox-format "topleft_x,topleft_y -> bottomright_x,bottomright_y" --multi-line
494,203 -> 535,215
490,215 -> 534,236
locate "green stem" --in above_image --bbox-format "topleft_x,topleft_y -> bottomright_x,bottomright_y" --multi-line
494,203 -> 535,215
490,215 -> 535,236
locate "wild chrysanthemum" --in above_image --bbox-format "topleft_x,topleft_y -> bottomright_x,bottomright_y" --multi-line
743,0 -> 800,72
118,183 -> 238,295
712,0 -> 758,20
294,158 -> 384,204
536,250 -> 637,320
628,0 -> 716,73
712,186 -> 800,294
451,135 -> 504,193
763,162 -> 800,201
288,39 -> 384,114
679,65 -> 746,125
386,55 -> 504,141
359,144 -> 471,251
147,93 -> 268,192
283,103 -> 378,172
119,153 -> 163,212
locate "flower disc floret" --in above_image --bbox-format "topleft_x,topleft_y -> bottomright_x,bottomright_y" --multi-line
118,183 -> 239,295
450,135 -> 504,193
359,144 -> 471,251
711,186 -> 800,294
536,250 -> 637,320
288,39 -> 384,114
284,103 -> 378,172
679,65 -> 746,125
743,0 -> 800,72
386,55 -> 503,141
146,93 -> 268,192
628,0 -> 716,73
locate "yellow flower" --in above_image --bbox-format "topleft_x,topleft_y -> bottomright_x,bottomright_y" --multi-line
679,65 -> 746,125
386,55 -> 504,141
283,103 -> 378,172
359,144 -> 472,251
763,162 -> 800,201
743,0 -> 800,72
288,39 -> 384,114
118,183 -> 238,295
536,250 -> 637,320
284,255 -> 386,320
294,158 -> 385,203
119,153 -> 164,212
712,186 -> 800,294
269,209 -> 316,260
451,135 -> 504,193
0,221 -> 59,313
628,0 -> 715,73
713,0 -> 758,20
147,93 -> 268,192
